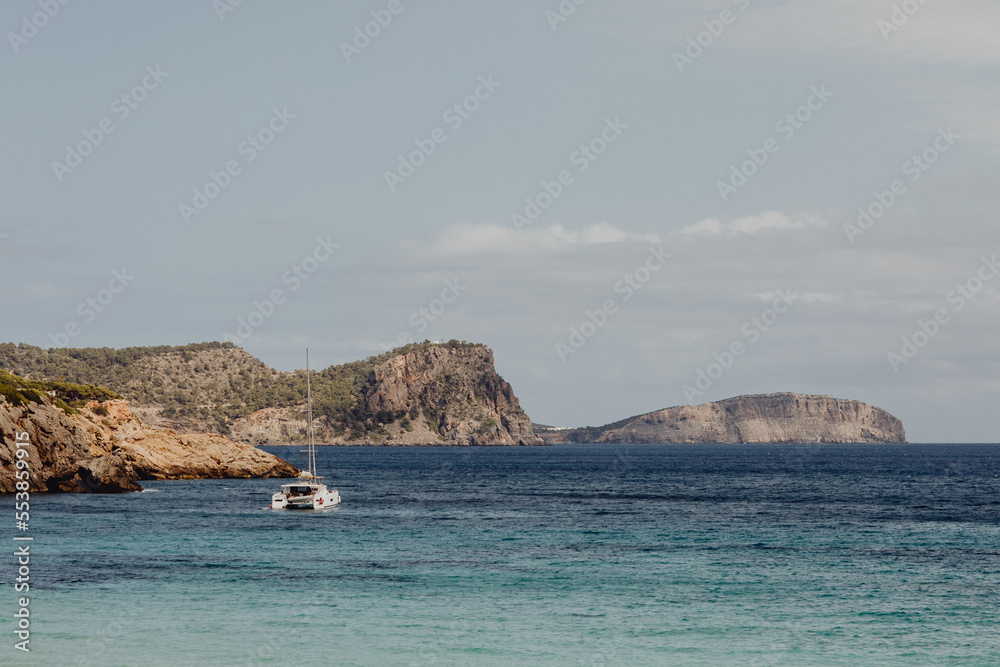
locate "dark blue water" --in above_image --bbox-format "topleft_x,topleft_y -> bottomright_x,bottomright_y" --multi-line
8,444 -> 1000,665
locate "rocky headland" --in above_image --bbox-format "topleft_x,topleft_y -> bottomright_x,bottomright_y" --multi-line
537,393 -> 907,444
0,340 -> 543,447
0,393 -> 297,493
232,344 -> 542,446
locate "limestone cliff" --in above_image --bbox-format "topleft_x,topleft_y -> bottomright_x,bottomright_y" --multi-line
233,345 -> 542,446
541,393 -> 906,444
0,395 -> 298,493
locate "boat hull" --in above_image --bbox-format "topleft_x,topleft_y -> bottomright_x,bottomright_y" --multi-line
271,486 -> 340,510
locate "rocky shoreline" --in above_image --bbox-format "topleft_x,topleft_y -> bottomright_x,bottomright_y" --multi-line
0,395 -> 297,493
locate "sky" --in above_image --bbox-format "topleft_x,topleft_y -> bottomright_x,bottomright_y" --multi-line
1,0 -> 997,442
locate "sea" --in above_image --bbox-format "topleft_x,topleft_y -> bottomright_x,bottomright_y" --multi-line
6,443 -> 999,666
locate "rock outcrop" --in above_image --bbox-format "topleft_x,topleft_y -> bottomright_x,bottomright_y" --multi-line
233,345 -> 543,446
365,344 -> 541,446
0,395 -> 298,493
1,341 -> 544,447
541,393 -> 906,444
228,407 -> 307,446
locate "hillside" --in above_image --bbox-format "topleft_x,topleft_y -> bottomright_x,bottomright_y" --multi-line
537,393 -> 907,444
0,341 -> 297,434
0,340 -> 543,446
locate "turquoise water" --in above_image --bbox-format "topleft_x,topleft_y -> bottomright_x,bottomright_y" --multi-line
6,444 -> 999,665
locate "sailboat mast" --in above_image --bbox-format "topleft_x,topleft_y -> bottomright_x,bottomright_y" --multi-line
307,348 -> 315,477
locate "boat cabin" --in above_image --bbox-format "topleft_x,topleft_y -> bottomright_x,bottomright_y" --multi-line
284,484 -> 318,497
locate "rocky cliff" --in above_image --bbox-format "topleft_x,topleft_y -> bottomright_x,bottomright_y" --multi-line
0,340 -> 544,447
540,393 -> 906,444
233,345 -> 542,446
0,394 -> 298,493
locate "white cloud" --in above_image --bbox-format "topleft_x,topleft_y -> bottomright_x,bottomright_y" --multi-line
398,221 -> 661,257
549,221 -> 660,245
657,0 -> 1000,67
678,210 -> 824,237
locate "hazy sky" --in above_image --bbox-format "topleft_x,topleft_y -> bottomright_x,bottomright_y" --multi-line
2,1 -> 997,442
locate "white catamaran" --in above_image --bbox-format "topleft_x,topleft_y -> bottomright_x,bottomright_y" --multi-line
271,349 -> 341,510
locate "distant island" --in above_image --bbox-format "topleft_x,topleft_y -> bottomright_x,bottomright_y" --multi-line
535,393 -> 907,444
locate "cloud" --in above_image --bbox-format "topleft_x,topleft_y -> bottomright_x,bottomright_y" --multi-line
550,221 -> 660,245
398,221 -> 661,257
658,0 -> 1000,67
637,1 -> 1000,153
678,210 -> 824,237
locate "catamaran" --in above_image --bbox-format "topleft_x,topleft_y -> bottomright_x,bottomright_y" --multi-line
271,349 -> 340,510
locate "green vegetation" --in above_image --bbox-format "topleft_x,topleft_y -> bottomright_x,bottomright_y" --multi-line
0,367 -> 119,413
0,339 -> 483,437
53,397 -> 79,415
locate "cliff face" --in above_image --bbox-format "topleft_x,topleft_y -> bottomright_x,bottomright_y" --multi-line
0,395 -> 298,493
0,341 -> 544,446
364,345 -> 541,446
233,345 -> 542,446
545,393 -> 906,444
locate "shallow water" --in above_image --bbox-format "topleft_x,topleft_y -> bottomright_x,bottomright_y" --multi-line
6,443 -> 999,665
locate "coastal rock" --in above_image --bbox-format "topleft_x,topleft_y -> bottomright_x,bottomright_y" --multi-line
123,429 -> 300,480
232,344 -> 543,446
542,393 -> 907,444
0,341 -> 544,447
362,345 -> 542,446
77,454 -> 142,493
229,407 -> 308,447
0,395 -> 298,493
0,395 -> 100,492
